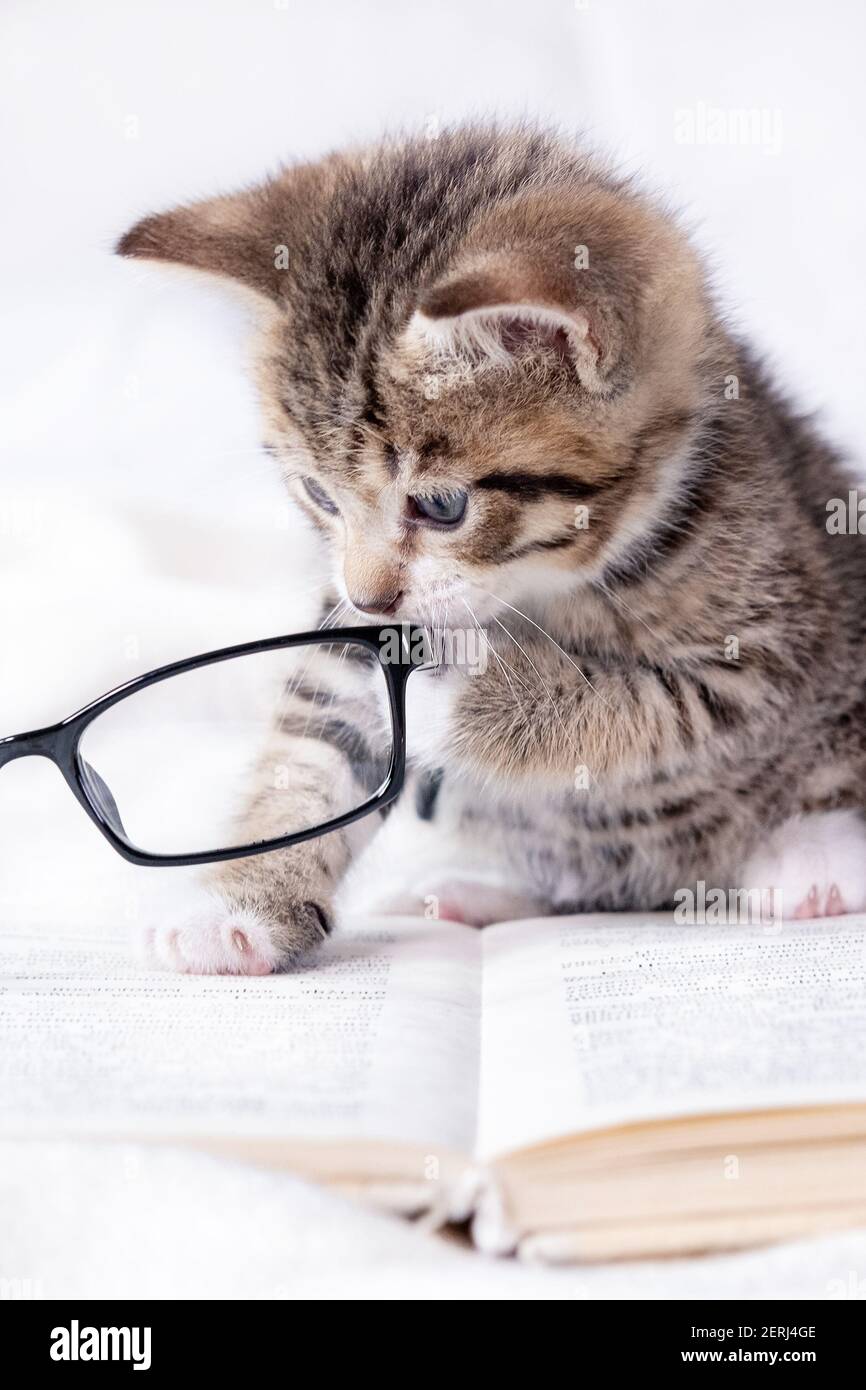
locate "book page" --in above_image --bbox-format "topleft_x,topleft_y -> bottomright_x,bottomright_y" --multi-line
0,916 -> 481,1159
476,913 -> 866,1160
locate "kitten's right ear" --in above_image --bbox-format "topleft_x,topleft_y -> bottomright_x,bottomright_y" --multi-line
116,183 -> 287,303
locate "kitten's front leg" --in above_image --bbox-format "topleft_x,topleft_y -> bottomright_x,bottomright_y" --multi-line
414,624 -> 780,789
146,646 -> 388,975
145,733 -> 357,975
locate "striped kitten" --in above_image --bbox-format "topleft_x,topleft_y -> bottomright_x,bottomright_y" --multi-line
119,124 -> 866,974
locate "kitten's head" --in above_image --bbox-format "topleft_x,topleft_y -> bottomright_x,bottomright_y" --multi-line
118,127 -> 711,625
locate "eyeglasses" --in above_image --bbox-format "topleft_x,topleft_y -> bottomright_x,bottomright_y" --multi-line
0,626 -> 430,867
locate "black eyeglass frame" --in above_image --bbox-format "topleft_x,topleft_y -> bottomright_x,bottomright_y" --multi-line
0,625 -> 430,868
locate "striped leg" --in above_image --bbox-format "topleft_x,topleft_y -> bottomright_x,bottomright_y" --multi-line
144,633 -> 391,974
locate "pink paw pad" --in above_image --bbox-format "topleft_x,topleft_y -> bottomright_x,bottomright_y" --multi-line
792,883 -> 848,920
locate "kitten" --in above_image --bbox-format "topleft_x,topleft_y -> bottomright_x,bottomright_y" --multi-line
118,124 -> 866,973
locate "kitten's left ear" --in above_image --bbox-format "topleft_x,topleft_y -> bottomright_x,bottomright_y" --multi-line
405,252 -> 612,394
116,180 -> 290,303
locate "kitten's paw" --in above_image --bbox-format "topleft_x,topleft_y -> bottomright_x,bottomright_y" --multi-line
141,887 -> 330,975
740,810 -> 866,921
142,890 -> 281,974
791,882 -> 848,919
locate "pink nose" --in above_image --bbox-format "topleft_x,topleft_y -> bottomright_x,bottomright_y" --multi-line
351,589 -> 404,617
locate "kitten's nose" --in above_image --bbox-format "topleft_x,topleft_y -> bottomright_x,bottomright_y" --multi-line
351,589 -> 404,617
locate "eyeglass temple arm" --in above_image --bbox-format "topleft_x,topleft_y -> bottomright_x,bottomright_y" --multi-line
0,728 -> 61,768
1,726 -> 129,840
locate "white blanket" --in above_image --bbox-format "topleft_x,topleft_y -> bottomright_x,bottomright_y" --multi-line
4,1139 -> 866,1300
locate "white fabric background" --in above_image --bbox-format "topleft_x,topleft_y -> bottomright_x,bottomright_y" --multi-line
1,0 -> 865,1299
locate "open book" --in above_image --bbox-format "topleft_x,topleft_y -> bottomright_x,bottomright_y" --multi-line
2,911 -> 866,1263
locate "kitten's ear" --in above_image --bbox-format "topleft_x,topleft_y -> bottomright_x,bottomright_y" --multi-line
403,180 -> 699,394
116,183 -> 287,303
406,253 -> 613,394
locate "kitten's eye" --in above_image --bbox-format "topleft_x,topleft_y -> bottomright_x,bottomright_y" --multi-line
408,490 -> 468,526
302,476 -> 339,515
